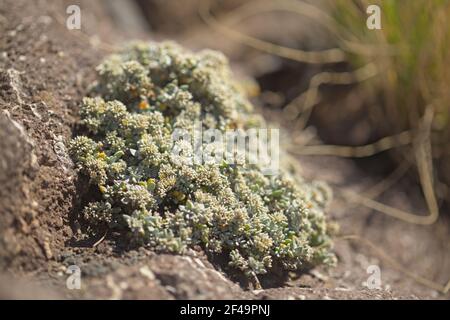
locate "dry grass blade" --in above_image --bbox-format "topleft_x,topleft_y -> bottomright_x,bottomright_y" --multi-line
199,0 -> 346,64
283,63 -> 378,130
200,0 -> 396,57
340,107 -> 439,225
362,161 -> 411,200
289,105 -> 439,226
289,130 -> 412,158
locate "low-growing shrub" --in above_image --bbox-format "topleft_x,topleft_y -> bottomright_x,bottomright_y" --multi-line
69,41 -> 335,282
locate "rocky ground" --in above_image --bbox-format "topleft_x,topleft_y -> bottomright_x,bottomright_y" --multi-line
0,0 -> 449,299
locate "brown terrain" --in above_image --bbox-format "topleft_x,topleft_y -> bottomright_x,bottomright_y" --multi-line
0,0 -> 449,299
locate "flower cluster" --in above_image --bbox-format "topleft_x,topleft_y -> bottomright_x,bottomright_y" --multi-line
69,41 -> 335,282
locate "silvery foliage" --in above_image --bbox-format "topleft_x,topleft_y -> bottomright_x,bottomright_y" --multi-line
69,41 -> 336,280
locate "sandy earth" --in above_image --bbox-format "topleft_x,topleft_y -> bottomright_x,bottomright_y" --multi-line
0,0 -> 449,300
